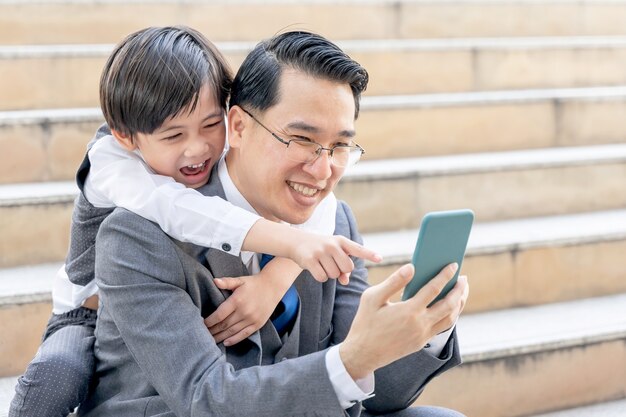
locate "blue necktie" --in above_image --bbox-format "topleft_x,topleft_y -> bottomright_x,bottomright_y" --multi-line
259,254 -> 299,336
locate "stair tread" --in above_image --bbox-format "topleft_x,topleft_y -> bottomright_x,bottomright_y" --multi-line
3,143 -> 626,205
531,398 -> 626,417
7,36 -> 626,59
363,209 -> 626,262
5,85 -> 626,125
0,375 -> 16,417
457,292 -> 626,362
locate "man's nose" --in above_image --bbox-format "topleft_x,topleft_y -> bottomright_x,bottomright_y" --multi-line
303,151 -> 333,180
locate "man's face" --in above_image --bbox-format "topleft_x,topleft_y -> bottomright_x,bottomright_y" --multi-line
116,83 -> 226,189
228,68 -> 356,224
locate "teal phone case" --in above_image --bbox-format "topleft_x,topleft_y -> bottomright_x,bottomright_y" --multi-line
401,209 -> 474,304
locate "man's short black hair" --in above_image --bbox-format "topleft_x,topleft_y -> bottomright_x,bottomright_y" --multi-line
100,26 -> 232,138
229,31 -> 368,118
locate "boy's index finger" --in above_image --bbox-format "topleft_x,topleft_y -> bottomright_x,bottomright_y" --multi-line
342,240 -> 382,263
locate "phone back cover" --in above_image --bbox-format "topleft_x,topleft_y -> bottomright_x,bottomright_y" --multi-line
402,209 -> 474,303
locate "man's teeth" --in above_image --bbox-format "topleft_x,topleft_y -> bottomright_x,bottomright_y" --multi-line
289,181 -> 318,197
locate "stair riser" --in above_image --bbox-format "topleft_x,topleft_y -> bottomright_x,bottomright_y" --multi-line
337,163 -> 626,232
4,3 -> 626,44
0,123 -> 96,184
413,340 -> 626,417
6,47 -> 626,110
1,162 -> 625,267
0,204 -> 72,268
369,240 -> 626,313
0,301 -> 50,377
4,99 -> 626,183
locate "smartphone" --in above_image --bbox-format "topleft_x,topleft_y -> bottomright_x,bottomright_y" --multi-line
401,209 -> 474,304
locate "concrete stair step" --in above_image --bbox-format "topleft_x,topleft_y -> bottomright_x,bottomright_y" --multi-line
2,210 -> 625,377
414,293 -> 626,417
365,209 -> 626,312
1,291 -> 623,417
5,0 -> 626,44
0,375 -> 17,417
6,36 -> 626,110
338,144 -> 626,231
4,86 -> 626,183
1,144 -> 625,267
529,399 -> 626,417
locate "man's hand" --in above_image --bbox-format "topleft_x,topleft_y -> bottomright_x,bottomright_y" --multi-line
290,234 -> 382,285
339,263 -> 469,380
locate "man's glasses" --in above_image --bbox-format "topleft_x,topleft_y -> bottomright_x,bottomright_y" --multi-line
241,108 -> 365,168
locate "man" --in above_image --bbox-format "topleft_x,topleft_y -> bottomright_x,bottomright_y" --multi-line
80,31 -> 468,417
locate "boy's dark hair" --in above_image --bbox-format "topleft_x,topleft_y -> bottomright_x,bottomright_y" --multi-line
100,26 -> 232,138
229,31 -> 368,118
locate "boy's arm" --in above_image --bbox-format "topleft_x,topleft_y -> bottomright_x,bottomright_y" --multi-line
86,136 -> 380,279
86,135 -> 257,257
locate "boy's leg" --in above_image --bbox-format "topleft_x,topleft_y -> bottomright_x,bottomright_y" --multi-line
9,307 -> 97,417
361,406 -> 466,417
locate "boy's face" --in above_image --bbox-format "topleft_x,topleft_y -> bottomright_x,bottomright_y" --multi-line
227,69 -> 355,224
115,84 -> 225,189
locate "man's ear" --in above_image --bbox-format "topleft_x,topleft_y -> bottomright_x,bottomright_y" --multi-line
110,129 -> 137,151
227,106 -> 247,149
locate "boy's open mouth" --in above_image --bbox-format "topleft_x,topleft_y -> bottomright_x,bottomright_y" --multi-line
180,160 -> 208,177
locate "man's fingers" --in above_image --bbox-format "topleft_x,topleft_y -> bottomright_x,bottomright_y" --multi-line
213,277 -> 245,291
367,263 -> 414,306
411,263 -> 458,307
342,239 -> 382,263
204,299 -> 237,328
425,271 -> 466,322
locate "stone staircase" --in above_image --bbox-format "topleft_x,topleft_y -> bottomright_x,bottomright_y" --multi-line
1,1 -> 625,416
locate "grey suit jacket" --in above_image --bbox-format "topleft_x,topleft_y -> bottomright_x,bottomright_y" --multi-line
79,170 -> 461,417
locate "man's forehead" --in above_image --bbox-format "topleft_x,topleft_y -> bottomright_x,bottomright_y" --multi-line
270,69 -> 356,135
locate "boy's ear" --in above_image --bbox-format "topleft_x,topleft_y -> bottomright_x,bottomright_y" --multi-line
110,129 -> 137,151
227,106 -> 247,149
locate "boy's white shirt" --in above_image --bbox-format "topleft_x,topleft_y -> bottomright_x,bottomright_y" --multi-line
53,134 -> 337,314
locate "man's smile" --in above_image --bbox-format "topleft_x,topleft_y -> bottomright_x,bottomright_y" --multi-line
287,180 -> 322,197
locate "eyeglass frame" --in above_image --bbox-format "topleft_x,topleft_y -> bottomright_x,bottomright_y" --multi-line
240,107 -> 365,167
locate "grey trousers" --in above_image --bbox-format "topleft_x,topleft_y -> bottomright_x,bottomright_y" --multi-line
9,307 -> 97,417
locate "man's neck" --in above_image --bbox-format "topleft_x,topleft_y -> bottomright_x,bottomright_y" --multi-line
218,152 -> 259,216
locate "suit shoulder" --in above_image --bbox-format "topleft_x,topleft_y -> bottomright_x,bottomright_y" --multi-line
99,207 -> 173,247
334,200 -> 360,241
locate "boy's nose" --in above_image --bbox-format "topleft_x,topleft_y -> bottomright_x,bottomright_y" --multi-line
184,138 -> 210,158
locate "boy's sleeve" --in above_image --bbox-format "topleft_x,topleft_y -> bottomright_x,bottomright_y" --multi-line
84,135 -> 260,256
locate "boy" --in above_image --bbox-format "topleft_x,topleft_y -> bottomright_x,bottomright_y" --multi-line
10,26 -> 378,417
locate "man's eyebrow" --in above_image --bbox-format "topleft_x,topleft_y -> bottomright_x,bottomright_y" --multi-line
286,121 -> 355,138
156,110 -> 223,134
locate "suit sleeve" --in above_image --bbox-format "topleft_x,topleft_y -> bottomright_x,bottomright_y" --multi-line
95,209 -> 346,417
331,201 -> 462,413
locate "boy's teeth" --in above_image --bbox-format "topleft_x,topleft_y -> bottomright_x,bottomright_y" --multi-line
288,181 -> 318,197
187,162 -> 205,169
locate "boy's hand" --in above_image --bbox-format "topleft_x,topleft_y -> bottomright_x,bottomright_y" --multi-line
290,235 -> 382,284
204,273 -> 287,346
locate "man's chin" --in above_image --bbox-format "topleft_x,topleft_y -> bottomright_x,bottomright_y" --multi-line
277,207 -> 316,226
